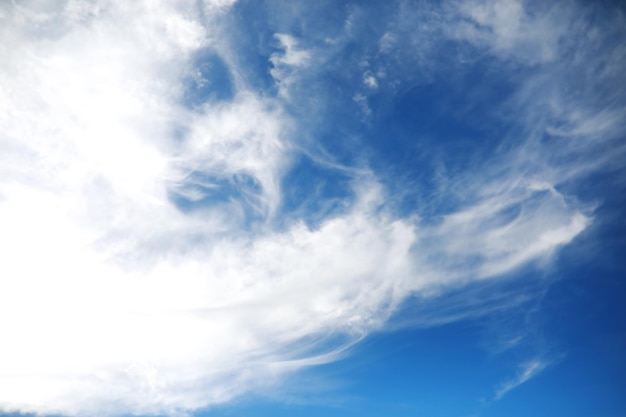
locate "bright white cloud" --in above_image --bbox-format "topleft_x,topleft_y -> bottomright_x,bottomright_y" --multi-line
172,93 -> 290,218
0,0 -> 613,416
0,183 -> 418,416
425,177 -> 590,279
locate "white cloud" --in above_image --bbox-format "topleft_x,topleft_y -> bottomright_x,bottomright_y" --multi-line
0,0 -> 614,416
0,182 -> 418,416
424,178 -> 590,280
452,0 -> 564,64
270,34 -> 311,98
494,358 -> 549,400
378,31 -> 397,54
0,3 -> 418,415
172,93 -> 290,218
353,92 -> 372,117
363,72 -> 378,89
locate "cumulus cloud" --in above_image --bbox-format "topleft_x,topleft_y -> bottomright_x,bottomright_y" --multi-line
0,0 -> 622,416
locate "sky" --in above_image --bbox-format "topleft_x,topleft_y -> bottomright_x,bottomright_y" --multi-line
0,0 -> 625,416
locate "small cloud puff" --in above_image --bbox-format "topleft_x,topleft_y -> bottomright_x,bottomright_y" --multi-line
363,72 -> 378,89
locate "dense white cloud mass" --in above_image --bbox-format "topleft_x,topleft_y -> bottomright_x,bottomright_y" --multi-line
0,0 -> 621,415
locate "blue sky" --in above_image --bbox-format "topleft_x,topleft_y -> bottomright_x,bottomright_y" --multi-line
0,0 -> 625,416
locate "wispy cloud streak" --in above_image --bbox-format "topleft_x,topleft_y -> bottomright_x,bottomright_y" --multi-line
495,358 -> 549,400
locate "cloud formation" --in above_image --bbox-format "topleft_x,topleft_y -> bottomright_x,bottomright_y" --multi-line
0,0 -> 623,416
495,358 -> 549,400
